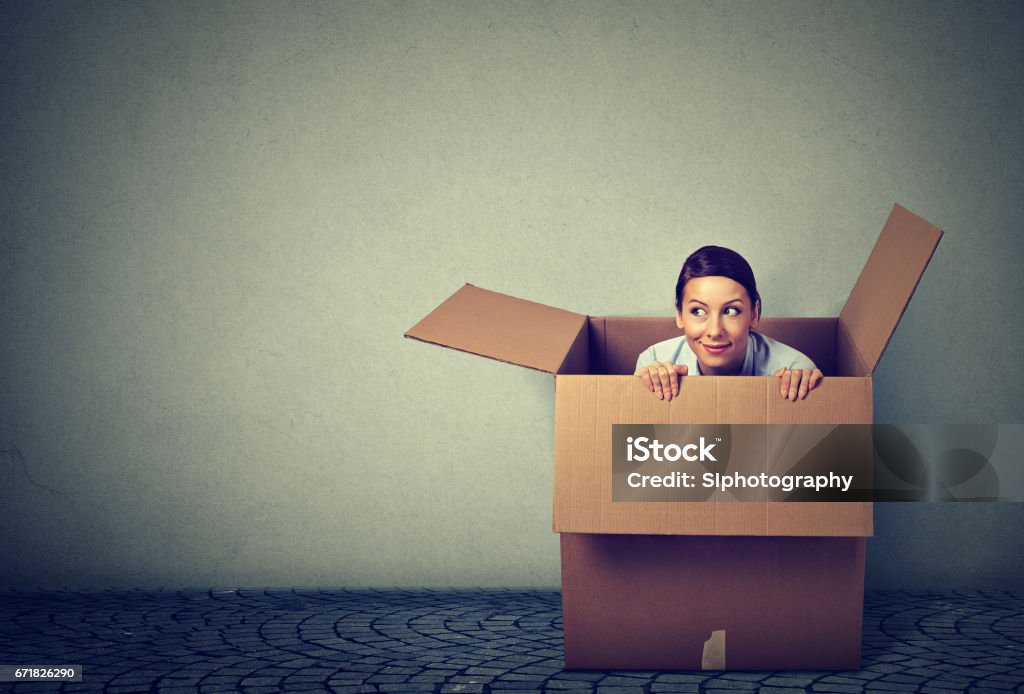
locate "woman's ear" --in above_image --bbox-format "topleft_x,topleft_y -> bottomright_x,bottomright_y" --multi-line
675,307 -> 685,329
751,300 -> 761,328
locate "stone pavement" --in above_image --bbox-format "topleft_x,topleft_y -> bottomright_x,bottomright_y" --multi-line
0,589 -> 1021,693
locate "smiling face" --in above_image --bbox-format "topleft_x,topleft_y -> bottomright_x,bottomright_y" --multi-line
676,275 -> 760,375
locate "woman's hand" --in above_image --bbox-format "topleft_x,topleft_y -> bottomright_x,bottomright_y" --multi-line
636,362 -> 688,401
773,367 -> 824,401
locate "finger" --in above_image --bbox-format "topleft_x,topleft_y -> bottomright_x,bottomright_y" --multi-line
636,367 -> 654,392
808,369 -> 824,392
659,364 -> 675,403
672,364 -> 687,397
789,369 -> 801,401
647,368 -> 658,393
779,369 -> 791,397
649,365 -> 664,399
772,367 -> 786,377
797,369 -> 811,400
667,363 -> 680,397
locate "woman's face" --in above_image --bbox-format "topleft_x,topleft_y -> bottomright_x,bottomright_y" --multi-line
676,275 -> 760,375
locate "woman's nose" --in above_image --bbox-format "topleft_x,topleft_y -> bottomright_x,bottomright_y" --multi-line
706,315 -> 724,336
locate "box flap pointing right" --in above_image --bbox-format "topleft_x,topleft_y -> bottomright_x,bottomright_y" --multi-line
840,204 -> 943,374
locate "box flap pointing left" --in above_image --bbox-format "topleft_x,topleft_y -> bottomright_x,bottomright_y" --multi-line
405,284 -> 588,374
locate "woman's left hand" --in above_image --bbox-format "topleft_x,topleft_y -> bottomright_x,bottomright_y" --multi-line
772,367 -> 824,401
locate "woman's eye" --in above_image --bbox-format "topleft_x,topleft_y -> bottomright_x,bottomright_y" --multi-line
725,307 -> 741,317
691,308 -> 706,317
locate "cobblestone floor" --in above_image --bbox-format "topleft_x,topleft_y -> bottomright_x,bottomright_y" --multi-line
0,589 -> 1021,693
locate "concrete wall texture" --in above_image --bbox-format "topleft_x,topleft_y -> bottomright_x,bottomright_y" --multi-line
2,1 -> 1022,590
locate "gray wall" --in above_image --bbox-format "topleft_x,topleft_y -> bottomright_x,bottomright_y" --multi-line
2,1 -> 1021,590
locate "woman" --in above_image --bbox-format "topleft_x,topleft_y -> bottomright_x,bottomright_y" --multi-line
635,245 -> 823,402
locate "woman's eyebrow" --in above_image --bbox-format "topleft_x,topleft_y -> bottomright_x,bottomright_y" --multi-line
687,298 -> 744,306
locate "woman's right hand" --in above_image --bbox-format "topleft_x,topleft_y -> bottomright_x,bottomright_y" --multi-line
635,362 -> 688,401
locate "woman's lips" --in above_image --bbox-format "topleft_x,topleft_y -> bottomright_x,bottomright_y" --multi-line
701,342 -> 731,355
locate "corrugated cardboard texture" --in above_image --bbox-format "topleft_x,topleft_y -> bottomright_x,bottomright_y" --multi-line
836,318 -> 869,377
560,533 -> 865,670
840,204 -> 943,374
597,317 -> 680,375
586,317 -> 608,375
597,317 -> 837,376
553,375 -> 872,536
558,317 -> 591,375
405,284 -> 587,373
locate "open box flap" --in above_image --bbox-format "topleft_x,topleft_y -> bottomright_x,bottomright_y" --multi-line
840,204 -> 943,374
405,284 -> 587,374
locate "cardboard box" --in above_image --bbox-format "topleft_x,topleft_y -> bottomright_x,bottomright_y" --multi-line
406,204 -> 942,670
